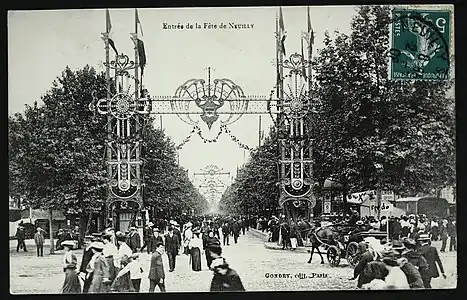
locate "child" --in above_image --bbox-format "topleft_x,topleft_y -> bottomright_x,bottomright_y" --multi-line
128,253 -> 144,292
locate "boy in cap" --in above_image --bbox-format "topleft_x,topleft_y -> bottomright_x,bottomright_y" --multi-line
149,242 -> 166,292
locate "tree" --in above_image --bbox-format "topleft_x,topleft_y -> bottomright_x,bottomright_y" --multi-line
142,124 -> 209,217
221,6 -> 456,215
9,66 -> 109,214
311,5 -> 455,195
218,128 -> 279,216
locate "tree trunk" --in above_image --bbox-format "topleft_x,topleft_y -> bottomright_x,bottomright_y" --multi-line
49,209 -> 55,254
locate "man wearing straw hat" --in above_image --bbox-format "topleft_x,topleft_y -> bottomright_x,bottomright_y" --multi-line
34,227 -> 46,257
417,234 -> 446,288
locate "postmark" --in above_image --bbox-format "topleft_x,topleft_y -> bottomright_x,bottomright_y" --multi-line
390,8 -> 452,80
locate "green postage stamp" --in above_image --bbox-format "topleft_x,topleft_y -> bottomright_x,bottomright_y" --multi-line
390,8 -> 453,80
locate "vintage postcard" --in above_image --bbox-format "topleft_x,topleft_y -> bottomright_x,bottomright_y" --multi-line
8,5 -> 456,293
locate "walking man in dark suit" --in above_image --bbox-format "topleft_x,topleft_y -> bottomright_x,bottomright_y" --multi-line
417,234 -> 446,288
148,242 -> 166,292
165,226 -> 180,272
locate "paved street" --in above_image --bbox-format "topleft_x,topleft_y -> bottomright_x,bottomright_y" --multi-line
9,231 -> 457,294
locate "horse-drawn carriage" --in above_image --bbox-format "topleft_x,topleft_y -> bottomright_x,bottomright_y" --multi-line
302,222 -> 387,267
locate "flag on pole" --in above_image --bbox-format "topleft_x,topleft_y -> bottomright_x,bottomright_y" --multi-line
301,38 -> 307,79
279,7 -> 286,56
137,39 -> 146,75
306,6 -> 314,48
106,9 -> 118,55
135,9 -> 146,76
135,9 -> 144,36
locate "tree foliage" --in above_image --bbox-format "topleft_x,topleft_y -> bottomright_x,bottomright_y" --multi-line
218,129 -> 279,215
9,66 -> 209,217
311,5 -> 455,195
219,5 -> 456,215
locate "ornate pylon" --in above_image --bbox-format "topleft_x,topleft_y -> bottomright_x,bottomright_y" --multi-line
89,7 -> 317,225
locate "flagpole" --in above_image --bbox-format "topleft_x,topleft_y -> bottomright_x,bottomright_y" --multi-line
134,9 -> 140,99
104,9 -> 112,228
133,9 -> 142,219
258,115 -> 262,148
275,12 -> 280,100
307,6 -> 313,95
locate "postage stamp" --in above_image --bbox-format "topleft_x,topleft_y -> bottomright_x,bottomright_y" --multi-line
390,8 -> 453,80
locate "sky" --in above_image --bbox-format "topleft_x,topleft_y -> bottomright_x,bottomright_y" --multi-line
8,6 -> 360,202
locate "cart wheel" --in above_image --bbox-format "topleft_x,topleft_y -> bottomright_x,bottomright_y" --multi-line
346,242 -> 359,267
327,245 -> 341,267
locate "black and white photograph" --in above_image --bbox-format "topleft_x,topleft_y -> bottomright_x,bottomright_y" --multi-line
8,4 -> 456,294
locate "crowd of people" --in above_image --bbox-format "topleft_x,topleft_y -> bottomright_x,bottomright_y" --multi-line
13,211 -> 456,292
350,234 -> 447,290
53,215 -> 247,293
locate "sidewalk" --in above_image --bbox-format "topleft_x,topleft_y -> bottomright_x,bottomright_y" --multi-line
250,228 -> 310,254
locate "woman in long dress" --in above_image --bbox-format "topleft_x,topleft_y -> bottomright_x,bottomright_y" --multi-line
204,230 -> 221,269
87,242 -> 112,293
60,240 -> 81,294
102,234 -> 118,290
189,230 -> 203,271
110,232 -> 134,293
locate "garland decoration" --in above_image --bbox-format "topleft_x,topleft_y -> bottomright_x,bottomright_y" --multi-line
223,126 -> 255,151
175,127 -> 197,150
175,124 -> 254,151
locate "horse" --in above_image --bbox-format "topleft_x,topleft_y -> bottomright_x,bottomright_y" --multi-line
306,225 -> 341,264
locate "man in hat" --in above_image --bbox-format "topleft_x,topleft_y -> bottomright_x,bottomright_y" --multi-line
391,240 -> 424,289
402,238 -> 429,273
165,226 -> 180,272
34,227 -> 45,257
15,224 -> 27,252
141,222 -> 154,254
439,219 -> 448,252
149,227 -> 164,253
221,221 -> 231,246
417,234 -> 446,288
447,219 -> 456,252
172,222 -> 183,254
127,227 -> 141,253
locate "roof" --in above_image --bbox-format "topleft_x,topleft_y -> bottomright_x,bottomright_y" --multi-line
395,196 -> 447,203
20,209 -> 66,221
